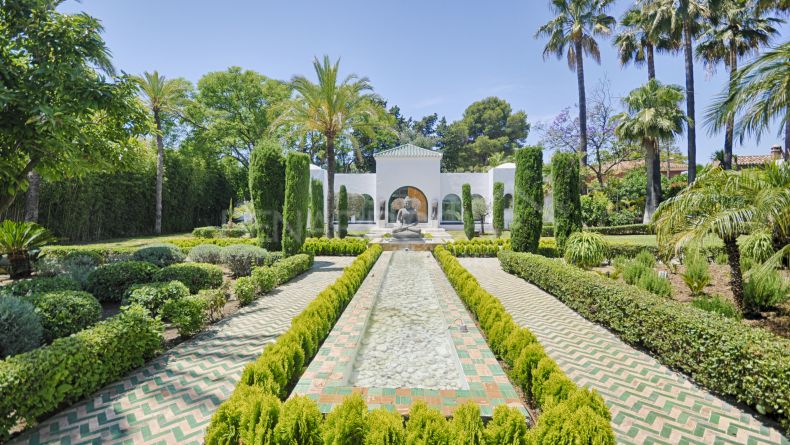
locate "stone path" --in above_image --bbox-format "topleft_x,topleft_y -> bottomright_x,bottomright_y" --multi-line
459,257 -> 789,445
11,257 -> 353,445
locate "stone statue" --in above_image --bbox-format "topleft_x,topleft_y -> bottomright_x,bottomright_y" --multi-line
392,196 -> 421,238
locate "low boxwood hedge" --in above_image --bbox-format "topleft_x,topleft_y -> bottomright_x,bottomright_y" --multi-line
444,238 -> 558,258
499,250 -> 790,432
301,237 -> 368,256
205,245 -> 382,444
0,276 -> 82,298
0,305 -> 163,441
86,261 -> 159,302
250,254 -> 313,296
434,246 -> 614,443
154,263 -> 224,294
542,223 -> 650,237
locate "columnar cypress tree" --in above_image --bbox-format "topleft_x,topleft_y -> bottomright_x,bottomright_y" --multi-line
282,152 -> 311,256
462,183 -> 474,240
552,151 -> 582,253
492,182 -> 505,238
249,139 -> 285,250
511,147 -> 544,252
338,185 -> 348,239
310,179 -> 324,238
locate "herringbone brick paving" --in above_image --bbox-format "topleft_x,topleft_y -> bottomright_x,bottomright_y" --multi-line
10,257 -> 353,445
459,257 -> 789,445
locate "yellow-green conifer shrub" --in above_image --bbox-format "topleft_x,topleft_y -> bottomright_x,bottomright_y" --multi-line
273,396 -> 323,445
323,393 -> 369,445
449,402 -> 485,445
365,408 -> 405,445
405,401 -> 450,445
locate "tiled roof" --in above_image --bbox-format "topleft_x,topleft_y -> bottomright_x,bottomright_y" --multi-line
607,159 -> 688,175
373,143 -> 443,159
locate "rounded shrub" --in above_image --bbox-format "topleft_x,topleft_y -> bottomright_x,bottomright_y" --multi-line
323,393 -> 368,445
192,226 -> 219,238
234,276 -> 255,306
1,276 -> 81,298
162,294 -> 208,337
274,395 -> 323,445
405,401 -> 450,445
365,408 -> 405,445
132,243 -> 186,267
86,261 -> 159,302
484,405 -> 528,445
33,291 -> 102,342
187,244 -> 222,264
124,281 -> 190,316
449,402 -> 485,445
0,297 -> 43,358
154,263 -> 223,294
220,244 -> 271,277
563,231 -> 608,269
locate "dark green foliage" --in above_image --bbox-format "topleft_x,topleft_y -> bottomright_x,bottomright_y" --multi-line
251,254 -> 313,295
691,294 -> 741,319
0,305 -> 162,440
623,261 -> 649,285
154,263 -> 224,294
338,185 -> 349,239
323,393 -> 368,445
186,244 -> 223,264
301,237 -> 368,256
499,250 -> 790,430
233,276 -> 255,306
162,294 -> 208,337
124,281 -> 190,317
87,261 -> 158,302
282,153 -> 310,256
492,182 -> 505,238
462,183 -> 474,240
0,297 -> 42,358
637,269 -> 672,297
365,408 -> 405,445
405,401 -> 450,445
192,226 -> 220,238
551,151 -> 582,253
132,243 -> 186,267
310,179 -> 325,238
34,291 -> 101,342
511,146 -> 543,252
1,276 -> 81,298
249,139 -> 286,251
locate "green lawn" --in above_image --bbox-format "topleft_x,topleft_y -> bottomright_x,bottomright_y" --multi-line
54,233 -> 193,249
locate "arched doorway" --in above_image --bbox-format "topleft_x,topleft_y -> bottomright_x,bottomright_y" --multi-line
359,194 -> 375,222
388,186 -> 428,223
442,194 -> 462,223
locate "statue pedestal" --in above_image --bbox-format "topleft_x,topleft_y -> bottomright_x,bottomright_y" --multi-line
392,230 -> 422,240
377,220 -> 386,228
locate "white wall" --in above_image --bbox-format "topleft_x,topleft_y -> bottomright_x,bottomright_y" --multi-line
375,157 -> 441,225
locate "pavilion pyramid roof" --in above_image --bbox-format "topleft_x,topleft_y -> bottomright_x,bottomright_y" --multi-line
373,143 -> 442,159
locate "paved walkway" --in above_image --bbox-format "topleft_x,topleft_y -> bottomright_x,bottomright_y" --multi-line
459,258 -> 789,445
12,257 -> 353,445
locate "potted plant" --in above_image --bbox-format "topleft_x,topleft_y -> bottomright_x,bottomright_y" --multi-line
0,220 -> 57,278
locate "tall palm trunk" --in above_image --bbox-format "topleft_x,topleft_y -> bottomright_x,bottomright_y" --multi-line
723,42 -> 738,170
723,236 -> 745,313
683,21 -> 697,183
326,135 -> 336,238
574,38 -> 588,167
646,43 -> 663,206
785,109 -> 790,161
154,109 -> 164,235
24,171 -> 40,223
646,43 -> 656,81
643,138 -> 662,223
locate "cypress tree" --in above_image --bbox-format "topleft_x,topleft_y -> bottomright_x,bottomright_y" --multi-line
310,179 -> 324,238
552,151 -> 582,253
492,182 -> 505,238
511,147 -> 544,252
282,152 -> 311,256
249,139 -> 285,250
462,183 -> 474,240
338,185 -> 348,239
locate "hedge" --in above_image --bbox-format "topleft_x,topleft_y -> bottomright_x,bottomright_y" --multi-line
434,246 -> 614,443
551,152 -> 582,253
249,139 -> 286,251
310,179 -> 325,238
542,223 -> 650,237
40,237 -> 258,261
86,261 -> 159,302
251,254 -> 314,296
444,238 -> 558,258
511,146 -> 543,253
462,183 -> 474,240
499,251 -> 790,431
204,245 -> 382,444
154,263 -> 224,294
282,152 -> 310,256
492,182 -> 504,238
0,305 -> 163,441
338,185 -> 349,239
301,237 -> 368,256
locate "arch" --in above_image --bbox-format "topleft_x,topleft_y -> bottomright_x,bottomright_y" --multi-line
441,194 -> 462,223
359,194 -> 375,222
503,193 -> 513,209
388,186 -> 428,223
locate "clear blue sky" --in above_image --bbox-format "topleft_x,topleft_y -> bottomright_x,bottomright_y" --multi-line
60,0 -> 788,162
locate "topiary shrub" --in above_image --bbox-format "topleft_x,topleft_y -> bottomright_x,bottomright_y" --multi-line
1,275 -> 81,298
33,291 -> 102,342
484,405 -> 528,445
310,178 -> 325,238
154,263 -> 224,294
551,151 -> 582,253
124,281 -> 190,317
0,297 -> 42,358
162,294 -> 208,337
234,276 -> 255,306
691,294 -> 741,319
86,261 -> 158,302
366,408 -> 405,445
511,146 -> 543,253
462,183 -> 474,240
132,243 -> 186,267
273,395 -> 323,445
449,402 -> 485,445
220,244 -> 271,277
338,185 -> 349,239
192,226 -> 220,238
563,231 -> 608,269
405,401 -> 450,445
187,244 -> 223,264
323,393 -> 368,445
249,139 -> 286,251
282,152 -> 310,256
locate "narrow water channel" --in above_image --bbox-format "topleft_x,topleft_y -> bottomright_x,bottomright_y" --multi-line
349,251 -> 465,390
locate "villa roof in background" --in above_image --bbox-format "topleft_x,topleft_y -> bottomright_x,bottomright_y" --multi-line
374,143 -> 443,159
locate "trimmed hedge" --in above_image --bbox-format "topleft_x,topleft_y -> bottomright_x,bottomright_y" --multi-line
205,245 -> 382,444
154,263 -> 224,294
33,291 -> 102,343
169,238 -> 257,250
0,297 -> 43,358
192,226 -> 220,238
250,254 -> 314,296
443,238 -> 558,258
492,181 -> 505,238
511,146 -> 543,253
462,183 -> 474,240
0,276 -> 81,298
310,179 -> 325,238
499,250 -> 790,431
542,223 -> 650,237
249,139 -> 286,251
0,305 -> 163,441
551,151 -> 582,253
301,237 -> 368,256
132,243 -> 186,267
434,246 -> 614,443
124,281 -> 191,317
86,261 -> 159,302
338,185 -> 349,239
282,152 -> 310,256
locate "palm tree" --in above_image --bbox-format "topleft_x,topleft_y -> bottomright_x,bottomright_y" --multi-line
706,41 -> 790,164
132,71 -> 191,234
615,80 -> 687,222
615,5 -> 678,81
536,0 -> 616,167
281,56 -> 386,238
697,0 -> 781,170
651,0 -> 708,184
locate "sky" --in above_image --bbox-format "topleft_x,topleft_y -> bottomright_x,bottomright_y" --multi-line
60,0 -> 789,162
